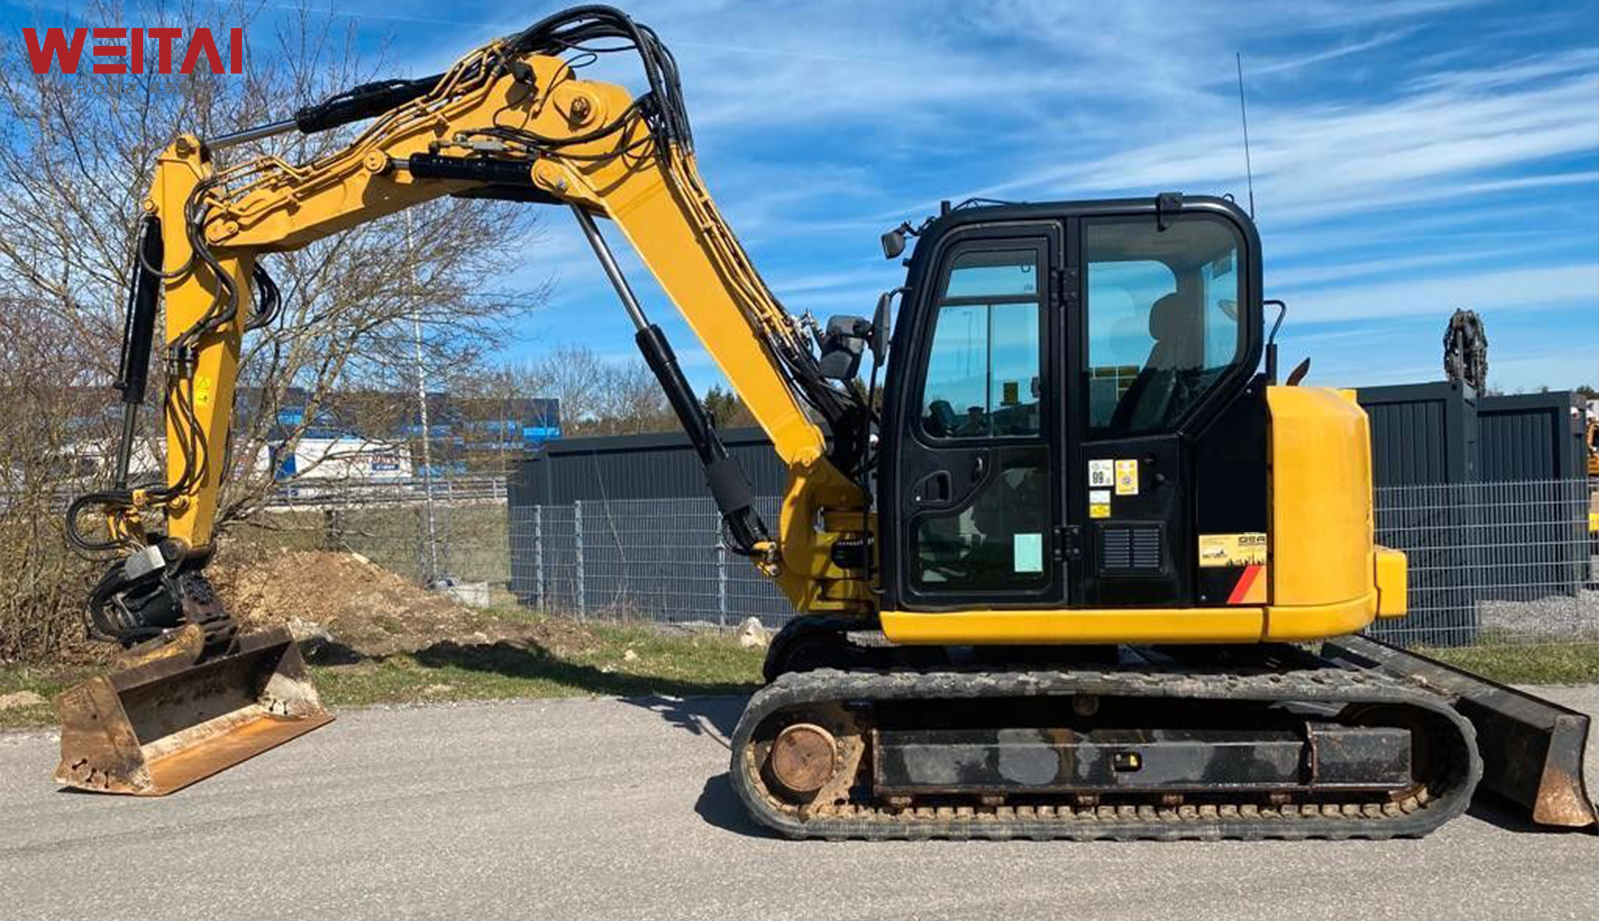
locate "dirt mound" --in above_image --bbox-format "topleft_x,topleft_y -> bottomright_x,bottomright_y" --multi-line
210,548 -> 494,657
209,548 -> 598,660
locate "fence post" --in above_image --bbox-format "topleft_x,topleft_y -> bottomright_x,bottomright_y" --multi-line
716,540 -> 728,628
321,507 -> 344,550
574,499 -> 586,614
533,505 -> 545,610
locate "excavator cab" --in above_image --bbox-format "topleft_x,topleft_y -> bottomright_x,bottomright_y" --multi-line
877,195 -> 1267,621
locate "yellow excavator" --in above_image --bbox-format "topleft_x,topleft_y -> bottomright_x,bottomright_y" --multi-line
58,5 -> 1594,839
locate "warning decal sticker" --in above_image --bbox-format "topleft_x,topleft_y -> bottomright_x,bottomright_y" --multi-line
1114,459 -> 1139,496
1088,459 -> 1114,488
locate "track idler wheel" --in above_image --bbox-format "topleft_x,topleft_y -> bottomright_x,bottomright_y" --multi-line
766,723 -> 838,799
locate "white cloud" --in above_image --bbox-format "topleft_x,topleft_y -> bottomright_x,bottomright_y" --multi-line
1282,262 -> 1597,324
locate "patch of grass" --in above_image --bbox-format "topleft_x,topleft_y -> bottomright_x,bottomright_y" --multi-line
310,612 -> 764,708
1416,640 -> 1598,685
0,666 -> 88,729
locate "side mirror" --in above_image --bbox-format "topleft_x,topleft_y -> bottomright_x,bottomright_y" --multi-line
870,291 -> 893,363
880,227 -> 906,260
817,314 -> 870,380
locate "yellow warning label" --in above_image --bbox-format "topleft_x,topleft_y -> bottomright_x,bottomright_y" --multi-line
1089,502 -> 1111,519
1198,532 -> 1268,567
1114,458 -> 1139,496
193,374 -> 214,408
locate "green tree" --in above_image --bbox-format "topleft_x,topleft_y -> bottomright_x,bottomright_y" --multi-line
703,384 -> 757,429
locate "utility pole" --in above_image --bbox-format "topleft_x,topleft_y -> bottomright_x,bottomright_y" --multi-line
406,210 -> 440,584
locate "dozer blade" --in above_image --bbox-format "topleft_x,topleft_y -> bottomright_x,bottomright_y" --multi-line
1323,634 -> 1597,829
54,625 -> 332,795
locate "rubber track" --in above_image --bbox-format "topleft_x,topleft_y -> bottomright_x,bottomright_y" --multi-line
730,666 -> 1483,841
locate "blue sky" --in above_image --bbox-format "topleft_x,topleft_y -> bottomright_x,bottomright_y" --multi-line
9,0 -> 1597,394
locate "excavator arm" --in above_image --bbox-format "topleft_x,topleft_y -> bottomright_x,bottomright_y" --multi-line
78,7 -> 874,635
57,6 -> 873,795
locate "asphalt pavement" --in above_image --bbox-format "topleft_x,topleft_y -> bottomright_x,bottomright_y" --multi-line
2,686 -> 1595,921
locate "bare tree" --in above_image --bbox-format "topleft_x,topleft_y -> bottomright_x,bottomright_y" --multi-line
502,345 -> 678,438
0,1 -> 545,655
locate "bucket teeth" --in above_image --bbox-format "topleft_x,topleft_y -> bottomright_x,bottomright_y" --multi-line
54,626 -> 333,796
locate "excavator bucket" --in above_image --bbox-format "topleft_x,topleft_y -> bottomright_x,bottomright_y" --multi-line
1324,635 -> 1597,828
53,625 -> 332,795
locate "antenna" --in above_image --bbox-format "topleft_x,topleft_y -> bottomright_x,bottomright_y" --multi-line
1235,51 -> 1256,219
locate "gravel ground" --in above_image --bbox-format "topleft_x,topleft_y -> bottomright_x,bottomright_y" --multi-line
1,686 -> 1595,921
1478,590 -> 1599,638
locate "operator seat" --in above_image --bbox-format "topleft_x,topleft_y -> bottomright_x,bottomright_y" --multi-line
1108,291 -> 1197,433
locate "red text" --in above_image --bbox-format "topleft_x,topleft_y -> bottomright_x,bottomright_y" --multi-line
23,27 -> 243,75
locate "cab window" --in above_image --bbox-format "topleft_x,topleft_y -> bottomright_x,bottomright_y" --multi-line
1085,217 -> 1244,436
919,248 -> 1043,439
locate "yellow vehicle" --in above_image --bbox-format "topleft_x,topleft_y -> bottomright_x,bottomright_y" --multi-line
58,6 -> 1594,838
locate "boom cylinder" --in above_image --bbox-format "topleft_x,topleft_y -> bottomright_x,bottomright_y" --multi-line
570,206 -> 769,553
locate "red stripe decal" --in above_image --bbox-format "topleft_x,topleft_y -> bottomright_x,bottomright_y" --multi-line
1228,564 -> 1262,605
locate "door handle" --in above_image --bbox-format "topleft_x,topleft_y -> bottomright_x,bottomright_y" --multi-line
914,471 -> 951,505
973,454 -> 987,481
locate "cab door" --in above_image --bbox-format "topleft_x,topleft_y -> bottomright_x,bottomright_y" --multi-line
887,225 -> 1065,609
1070,212 -> 1254,607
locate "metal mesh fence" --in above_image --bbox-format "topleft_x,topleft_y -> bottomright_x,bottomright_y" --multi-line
509,497 -> 791,627
232,477 -> 512,593
1370,478 -> 1595,648
506,478 -> 1598,646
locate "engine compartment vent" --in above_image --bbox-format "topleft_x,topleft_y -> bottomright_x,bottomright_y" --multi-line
1099,524 -> 1163,572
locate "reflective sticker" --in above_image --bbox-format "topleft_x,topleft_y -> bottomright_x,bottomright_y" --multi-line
1198,532 -> 1269,567
1089,501 -> 1111,519
1114,458 -> 1139,496
193,374 -> 213,408
1013,532 -> 1043,572
1228,563 -> 1268,604
1088,459 -> 1114,488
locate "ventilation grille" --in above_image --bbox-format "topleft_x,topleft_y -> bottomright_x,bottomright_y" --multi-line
1099,525 -> 1163,572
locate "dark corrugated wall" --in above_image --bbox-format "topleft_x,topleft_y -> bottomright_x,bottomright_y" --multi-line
507,388 -> 1586,639
1356,383 -> 1583,486
1357,382 -> 1478,486
506,429 -> 789,621
1478,392 -> 1584,482
510,427 -> 785,506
